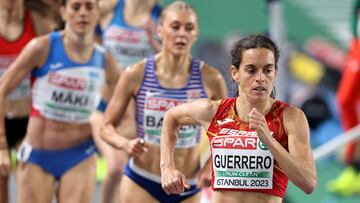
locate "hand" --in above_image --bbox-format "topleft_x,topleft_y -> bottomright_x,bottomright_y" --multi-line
141,17 -> 161,51
197,164 -> 212,189
0,148 -> 11,176
125,138 -> 149,157
141,17 -> 156,40
248,108 -> 272,144
161,167 -> 190,195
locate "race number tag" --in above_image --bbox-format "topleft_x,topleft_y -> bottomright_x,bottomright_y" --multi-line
17,142 -> 33,162
211,129 -> 274,189
143,96 -> 199,148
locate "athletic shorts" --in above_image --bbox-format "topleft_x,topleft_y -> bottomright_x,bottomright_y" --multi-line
5,117 -> 28,148
124,158 -> 200,203
17,139 -> 97,180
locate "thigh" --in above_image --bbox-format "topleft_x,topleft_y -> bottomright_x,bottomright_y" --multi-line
103,148 -> 128,172
57,155 -> 97,203
16,162 -> 55,203
120,175 -> 158,203
0,176 -> 8,203
92,112 -> 128,171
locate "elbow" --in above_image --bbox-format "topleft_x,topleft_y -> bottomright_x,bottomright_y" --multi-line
302,176 -> 317,195
99,124 -> 110,143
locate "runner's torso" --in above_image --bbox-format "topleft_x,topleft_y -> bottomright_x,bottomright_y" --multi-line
0,11 -> 36,118
102,0 -> 161,69
207,98 -> 289,198
26,31 -> 106,149
134,56 -> 207,176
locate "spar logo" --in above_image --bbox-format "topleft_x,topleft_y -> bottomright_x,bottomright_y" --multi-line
258,141 -> 268,150
218,128 -> 257,137
258,132 -> 274,151
48,73 -> 87,91
214,128 -> 273,151
145,97 -> 185,111
187,89 -> 202,100
212,135 -> 258,150
106,28 -> 142,43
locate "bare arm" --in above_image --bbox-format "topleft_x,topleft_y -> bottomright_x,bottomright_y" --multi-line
99,62 -> 147,156
160,98 -> 219,194
103,52 -> 121,101
98,0 -> 118,18
98,0 -> 118,28
249,106 -> 317,194
0,36 -> 49,176
161,64 -> 227,194
89,52 -> 120,152
195,63 -> 227,188
143,18 -> 161,52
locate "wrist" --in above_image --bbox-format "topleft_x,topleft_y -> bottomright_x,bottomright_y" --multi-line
0,141 -> 8,150
119,137 -> 130,150
160,161 -> 175,171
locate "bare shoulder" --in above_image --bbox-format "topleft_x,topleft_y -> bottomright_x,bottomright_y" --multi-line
184,98 -> 223,127
24,34 -> 51,58
190,98 -> 222,109
283,105 -> 306,121
188,98 -> 222,118
283,105 -> 309,134
117,60 -> 146,94
124,60 -> 146,80
25,35 -> 52,69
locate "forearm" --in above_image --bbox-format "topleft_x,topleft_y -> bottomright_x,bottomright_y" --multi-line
100,123 -> 129,149
0,134 -> 7,150
0,96 -> 7,150
160,113 -> 179,170
266,139 -> 316,194
149,39 -> 161,53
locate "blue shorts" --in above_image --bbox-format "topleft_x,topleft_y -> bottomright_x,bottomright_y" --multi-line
5,117 -> 28,148
124,158 -> 200,203
17,139 -> 97,180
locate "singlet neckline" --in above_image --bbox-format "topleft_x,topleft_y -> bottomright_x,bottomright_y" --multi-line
59,33 -> 96,66
151,57 -> 196,90
0,11 -> 32,43
232,98 -> 279,124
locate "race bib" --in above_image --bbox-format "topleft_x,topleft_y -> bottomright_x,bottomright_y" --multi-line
17,142 -> 33,162
32,68 -> 104,123
104,27 -> 155,68
143,95 -> 199,148
211,129 -> 274,189
0,55 -> 30,101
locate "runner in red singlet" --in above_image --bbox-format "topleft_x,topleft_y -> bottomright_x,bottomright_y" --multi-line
160,34 -> 317,203
0,1 -> 57,202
